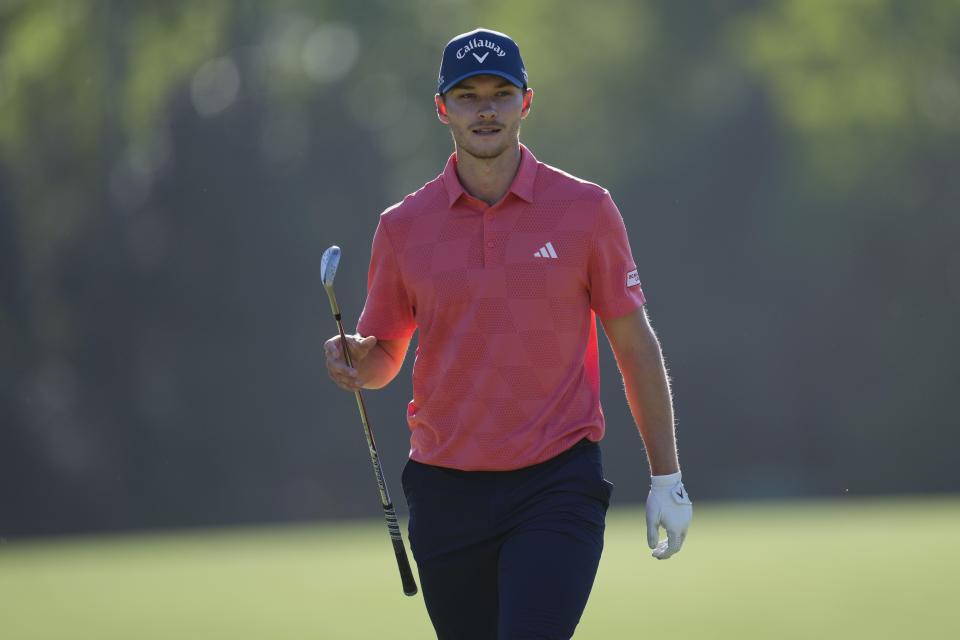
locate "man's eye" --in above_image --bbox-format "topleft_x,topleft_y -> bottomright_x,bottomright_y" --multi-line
458,93 -> 475,99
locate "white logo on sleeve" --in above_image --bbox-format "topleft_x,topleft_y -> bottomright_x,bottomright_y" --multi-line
533,241 -> 558,259
626,269 -> 641,287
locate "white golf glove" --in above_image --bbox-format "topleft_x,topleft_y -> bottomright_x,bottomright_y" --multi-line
645,471 -> 693,560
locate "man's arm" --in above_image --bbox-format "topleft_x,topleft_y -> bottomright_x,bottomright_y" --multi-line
325,334 -> 411,391
601,305 -> 692,560
600,305 -> 678,475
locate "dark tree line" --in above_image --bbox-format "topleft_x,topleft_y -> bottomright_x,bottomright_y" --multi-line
1,0 -> 957,536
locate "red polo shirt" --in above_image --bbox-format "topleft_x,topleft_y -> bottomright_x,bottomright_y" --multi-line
357,144 -> 646,471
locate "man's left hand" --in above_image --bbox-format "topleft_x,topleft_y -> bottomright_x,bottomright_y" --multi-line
645,471 -> 693,560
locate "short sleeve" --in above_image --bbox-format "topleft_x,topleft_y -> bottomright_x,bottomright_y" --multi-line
587,192 -> 646,318
356,218 -> 417,340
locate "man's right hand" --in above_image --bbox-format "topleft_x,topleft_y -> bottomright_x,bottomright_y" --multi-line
324,334 -> 378,391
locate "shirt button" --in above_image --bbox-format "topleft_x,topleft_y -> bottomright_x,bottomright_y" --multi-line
486,241 -> 495,248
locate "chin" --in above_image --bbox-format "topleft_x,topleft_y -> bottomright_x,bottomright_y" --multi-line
466,148 -> 506,160
460,139 -> 510,160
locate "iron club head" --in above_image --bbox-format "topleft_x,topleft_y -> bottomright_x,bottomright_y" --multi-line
320,245 -> 343,317
321,245 -> 341,289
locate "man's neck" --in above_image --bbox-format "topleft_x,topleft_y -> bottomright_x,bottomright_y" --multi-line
454,143 -> 522,207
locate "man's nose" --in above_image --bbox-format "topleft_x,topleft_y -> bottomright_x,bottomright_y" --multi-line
477,99 -> 497,118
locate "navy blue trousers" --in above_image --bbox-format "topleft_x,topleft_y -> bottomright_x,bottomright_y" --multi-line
401,439 -> 613,640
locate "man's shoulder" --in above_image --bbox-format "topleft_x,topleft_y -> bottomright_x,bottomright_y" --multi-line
534,160 -> 610,203
380,173 -> 447,223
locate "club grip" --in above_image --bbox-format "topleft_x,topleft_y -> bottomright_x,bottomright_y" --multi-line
383,502 -> 418,596
392,535 -> 418,596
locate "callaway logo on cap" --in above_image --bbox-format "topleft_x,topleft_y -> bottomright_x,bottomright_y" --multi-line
438,28 -> 528,94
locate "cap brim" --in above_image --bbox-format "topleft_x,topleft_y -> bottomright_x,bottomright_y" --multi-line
440,70 -> 525,95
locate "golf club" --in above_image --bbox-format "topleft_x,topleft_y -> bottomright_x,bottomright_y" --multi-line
320,244 -> 418,597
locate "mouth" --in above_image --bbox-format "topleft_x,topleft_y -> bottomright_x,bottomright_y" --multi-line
471,125 -> 503,137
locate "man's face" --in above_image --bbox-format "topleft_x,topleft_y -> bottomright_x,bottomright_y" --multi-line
436,75 -> 533,160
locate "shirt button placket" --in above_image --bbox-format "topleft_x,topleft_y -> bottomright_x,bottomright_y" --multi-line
483,209 -> 495,266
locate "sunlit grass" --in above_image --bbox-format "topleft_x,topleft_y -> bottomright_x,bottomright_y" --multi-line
1,497 -> 957,639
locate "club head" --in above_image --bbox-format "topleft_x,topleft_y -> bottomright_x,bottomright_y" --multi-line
321,245 -> 341,289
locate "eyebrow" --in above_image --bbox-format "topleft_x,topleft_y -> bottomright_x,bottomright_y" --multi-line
454,80 -> 516,90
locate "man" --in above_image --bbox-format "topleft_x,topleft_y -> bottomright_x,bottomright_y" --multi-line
325,28 -> 692,640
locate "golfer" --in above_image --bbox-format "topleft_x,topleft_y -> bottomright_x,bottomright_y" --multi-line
325,28 -> 692,640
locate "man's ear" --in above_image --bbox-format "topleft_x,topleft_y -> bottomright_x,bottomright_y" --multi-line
435,94 -> 449,123
521,88 -> 534,118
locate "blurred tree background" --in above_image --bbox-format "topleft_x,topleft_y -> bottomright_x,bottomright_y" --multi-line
1,0 -> 957,537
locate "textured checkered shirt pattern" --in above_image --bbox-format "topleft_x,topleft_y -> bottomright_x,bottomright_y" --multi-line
357,145 -> 646,470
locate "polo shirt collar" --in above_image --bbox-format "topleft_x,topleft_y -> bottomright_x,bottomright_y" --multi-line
442,143 -> 538,207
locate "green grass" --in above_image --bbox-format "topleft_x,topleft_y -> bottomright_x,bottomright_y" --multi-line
1,497 -> 958,639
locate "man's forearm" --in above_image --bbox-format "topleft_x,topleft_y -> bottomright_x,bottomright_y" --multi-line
615,329 -> 679,476
358,341 -> 405,389
603,307 -> 691,558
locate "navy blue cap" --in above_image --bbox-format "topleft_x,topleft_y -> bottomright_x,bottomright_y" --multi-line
437,28 -> 527,94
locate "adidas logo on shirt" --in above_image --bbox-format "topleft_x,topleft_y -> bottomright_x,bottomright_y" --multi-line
533,242 -> 558,259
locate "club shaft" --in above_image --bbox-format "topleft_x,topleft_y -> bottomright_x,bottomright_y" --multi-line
326,284 -> 417,596
334,316 -> 392,508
